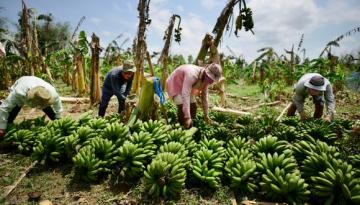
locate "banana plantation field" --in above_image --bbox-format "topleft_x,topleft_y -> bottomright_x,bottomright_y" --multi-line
1,83 -> 360,205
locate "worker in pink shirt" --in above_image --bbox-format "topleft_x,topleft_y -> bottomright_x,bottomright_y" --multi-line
166,63 -> 222,128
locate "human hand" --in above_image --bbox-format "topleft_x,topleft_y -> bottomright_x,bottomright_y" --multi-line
300,112 -> 308,121
0,129 -> 6,138
184,118 -> 192,129
323,115 -> 332,122
205,116 -> 218,125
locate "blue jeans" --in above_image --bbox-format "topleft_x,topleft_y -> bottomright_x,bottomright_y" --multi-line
98,88 -> 125,117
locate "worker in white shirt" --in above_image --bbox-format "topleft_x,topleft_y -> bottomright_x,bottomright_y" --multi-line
0,76 -> 63,138
287,73 -> 335,122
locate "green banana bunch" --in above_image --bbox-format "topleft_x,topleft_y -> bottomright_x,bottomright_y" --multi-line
239,122 -> 265,140
260,168 -> 310,204
299,121 -> 337,144
241,8 -> 254,32
226,136 -> 251,158
64,133 -> 80,158
105,113 -> 123,124
349,154 -> 360,177
280,116 -> 300,127
74,126 -> 98,145
190,148 -> 223,189
162,101 -> 177,124
253,135 -> 290,156
102,122 -> 130,146
166,128 -> 197,154
113,141 -> 147,178
4,129 -> 35,154
77,111 -> 93,126
236,115 -> 254,126
271,125 -> 303,143
158,142 -> 189,166
140,120 -> 171,145
211,125 -> 234,141
143,152 -> 186,198
225,157 -> 257,193
257,152 -> 298,174
292,140 -> 316,161
86,118 -> 108,132
129,131 -> 157,158
48,116 -> 78,136
88,137 -> 116,167
73,146 -> 105,181
301,152 -> 340,178
199,137 -> 226,159
32,127 -> 65,164
311,162 -> 360,204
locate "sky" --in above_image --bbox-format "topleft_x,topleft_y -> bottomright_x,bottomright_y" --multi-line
1,0 -> 360,62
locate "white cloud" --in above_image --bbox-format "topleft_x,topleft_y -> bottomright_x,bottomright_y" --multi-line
176,5 -> 184,12
101,30 -> 112,36
90,17 -> 102,25
200,0 -> 222,11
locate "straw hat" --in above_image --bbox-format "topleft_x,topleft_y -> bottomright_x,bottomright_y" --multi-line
205,63 -> 222,82
122,60 -> 136,73
304,75 -> 326,91
26,86 -> 53,108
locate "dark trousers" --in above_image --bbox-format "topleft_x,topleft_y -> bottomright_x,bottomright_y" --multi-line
7,106 -> 57,124
177,103 -> 197,125
98,90 -> 125,117
287,96 -> 324,118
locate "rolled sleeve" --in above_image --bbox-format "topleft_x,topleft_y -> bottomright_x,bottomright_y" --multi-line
201,84 -> 209,117
0,92 -> 21,129
181,75 -> 197,119
325,84 -> 335,116
53,95 -> 63,119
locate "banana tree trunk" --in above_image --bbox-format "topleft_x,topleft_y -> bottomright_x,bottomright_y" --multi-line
194,33 -> 213,65
146,51 -> 154,76
132,0 -> 150,94
21,0 -> 33,76
159,14 -> 177,90
74,50 -> 86,96
252,61 -> 257,83
90,33 -> 101,105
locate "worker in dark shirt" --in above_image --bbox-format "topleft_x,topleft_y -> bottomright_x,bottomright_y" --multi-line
98,60 -> 135,117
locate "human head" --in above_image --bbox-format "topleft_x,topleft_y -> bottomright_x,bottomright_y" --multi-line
121,60 -> 135,80
26,86 -> 53,109
304,75 -> 326,96
204,63 -> 222,84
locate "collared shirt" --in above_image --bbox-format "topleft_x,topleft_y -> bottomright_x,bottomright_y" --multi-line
0,76 -> 63,129
166,64 -> 209,119
102,67 -> 133,100
293,73 -> 335,116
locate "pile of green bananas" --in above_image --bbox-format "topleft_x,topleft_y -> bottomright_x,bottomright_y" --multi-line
73,146 -> 105,181
260,168 -> 310,204
239,122 -> 265,140
88,137 -> 116,165
257,152 -> 297,174
4,129 -> 35,154
32,127 -> 65,164
140,119 -> 171,145
86,118 -> 108,133
349,154 -> 360,177
226,136 -> 251,158
144,152 -> 186,198
166,127 -> 198,154
102,122 -> 130,146
311,162 -> 360,204
113,141 -> 147,179
190,148 -> 224,189
225,157 -> 257,193
158,142 -> 189,166
48,117 -> 78,136
64,126 -> 97,157
129,131 -> 157,159
298,121 -> 337,144
253,135 -> 290,156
